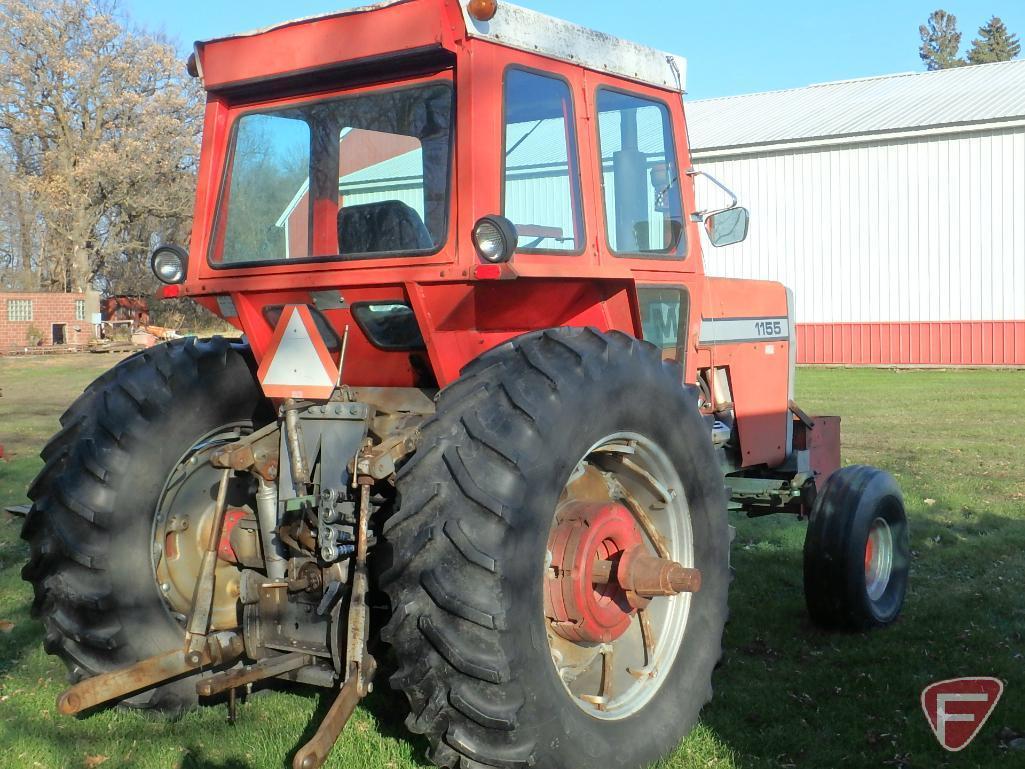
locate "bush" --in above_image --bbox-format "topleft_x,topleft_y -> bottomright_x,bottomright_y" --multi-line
25,325 -> 43,347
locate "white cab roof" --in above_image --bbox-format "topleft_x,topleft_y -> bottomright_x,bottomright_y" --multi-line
200,1 -> 688,93
457,2 -> 687,92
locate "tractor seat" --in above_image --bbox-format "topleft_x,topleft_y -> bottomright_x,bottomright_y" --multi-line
337,201 -> 433,256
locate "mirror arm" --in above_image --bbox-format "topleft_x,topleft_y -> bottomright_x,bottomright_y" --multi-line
687,168 -> 740,222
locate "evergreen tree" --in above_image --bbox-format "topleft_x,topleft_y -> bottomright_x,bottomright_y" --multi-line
967,16 -> 1022,64
919,10 -> 966,70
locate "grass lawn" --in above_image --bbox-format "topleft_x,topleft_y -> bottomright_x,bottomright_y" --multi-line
1,355 -> 1023,769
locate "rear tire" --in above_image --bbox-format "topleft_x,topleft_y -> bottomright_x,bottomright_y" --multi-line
803,465 -> 910,630
21,338 -> 266,714
379,328 -> 730,769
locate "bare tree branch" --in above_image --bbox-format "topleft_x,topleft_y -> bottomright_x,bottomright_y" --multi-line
0,0 -> 203,294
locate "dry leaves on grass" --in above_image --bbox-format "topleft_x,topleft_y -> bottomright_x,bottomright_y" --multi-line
84,756 -> 109,769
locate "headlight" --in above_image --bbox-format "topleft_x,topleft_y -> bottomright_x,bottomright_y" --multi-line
472,215 -> 518,263
151,245 -> 188,285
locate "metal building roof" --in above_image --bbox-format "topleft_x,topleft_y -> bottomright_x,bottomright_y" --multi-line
687,59 -> 1025,155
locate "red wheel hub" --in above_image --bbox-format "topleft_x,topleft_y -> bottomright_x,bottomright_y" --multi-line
545,501 -> 643,644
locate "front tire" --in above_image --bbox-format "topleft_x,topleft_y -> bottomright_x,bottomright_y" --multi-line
21,338 -> 267,713
379,328 -> 730,769
803,465 -> 910,630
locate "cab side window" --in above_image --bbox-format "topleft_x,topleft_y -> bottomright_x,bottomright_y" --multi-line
638,287 -> 690,365
503,69 -> 584,252
597,90 -> 686,258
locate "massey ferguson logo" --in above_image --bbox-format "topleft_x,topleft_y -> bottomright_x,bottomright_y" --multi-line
921,678 -> 1004,751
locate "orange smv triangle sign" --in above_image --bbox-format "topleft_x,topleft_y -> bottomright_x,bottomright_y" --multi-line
257,305 -> 338,401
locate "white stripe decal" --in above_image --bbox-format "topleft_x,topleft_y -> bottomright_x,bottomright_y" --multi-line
699,317 -> 791,345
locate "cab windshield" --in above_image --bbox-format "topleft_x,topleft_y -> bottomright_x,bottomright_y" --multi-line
212,81 -> 454,266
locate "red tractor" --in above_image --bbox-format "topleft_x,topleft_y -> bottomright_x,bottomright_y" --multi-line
21,2 -> 910,768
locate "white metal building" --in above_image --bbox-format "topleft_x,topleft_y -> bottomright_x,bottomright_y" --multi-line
687,59 -> 1025,366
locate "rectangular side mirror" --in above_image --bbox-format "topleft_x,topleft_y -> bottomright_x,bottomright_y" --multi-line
705,207 -> 750,248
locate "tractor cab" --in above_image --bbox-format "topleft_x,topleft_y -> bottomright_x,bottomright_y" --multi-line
157,0 -> 761,417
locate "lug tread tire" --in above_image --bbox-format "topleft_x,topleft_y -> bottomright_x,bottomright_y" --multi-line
380,328 -> 729,769
21,337 -> 264,714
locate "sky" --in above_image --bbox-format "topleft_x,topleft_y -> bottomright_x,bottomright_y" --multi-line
122,1 -> 1025,100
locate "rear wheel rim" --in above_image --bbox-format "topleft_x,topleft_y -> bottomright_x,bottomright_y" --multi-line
864,517 -> 894,602
150,424 -> 250,629
544,432 -> 694,721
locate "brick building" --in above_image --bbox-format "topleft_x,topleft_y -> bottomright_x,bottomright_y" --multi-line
0,291 -> 100,351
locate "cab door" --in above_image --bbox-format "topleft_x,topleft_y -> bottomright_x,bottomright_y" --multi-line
583,72 -> 710,385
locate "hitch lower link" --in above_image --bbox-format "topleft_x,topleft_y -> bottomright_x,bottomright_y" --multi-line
57,631 -> 244,716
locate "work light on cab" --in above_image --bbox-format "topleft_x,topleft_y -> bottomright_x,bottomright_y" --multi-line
150,245 -> 188,285
472,215 -> 517,263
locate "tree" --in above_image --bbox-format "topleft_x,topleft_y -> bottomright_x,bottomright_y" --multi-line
0,0 -> 203,294
967,16 -> 1022,64
919,10 -> 966,70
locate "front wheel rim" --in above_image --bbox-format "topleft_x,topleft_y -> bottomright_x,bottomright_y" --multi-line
544,432 -> 695,721
864,517 -> 894,602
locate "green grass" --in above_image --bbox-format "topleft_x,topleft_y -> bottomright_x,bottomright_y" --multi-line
2,357 -> 1023,768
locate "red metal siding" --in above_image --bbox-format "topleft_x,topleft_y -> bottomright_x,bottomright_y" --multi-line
798,322 -> 1025,366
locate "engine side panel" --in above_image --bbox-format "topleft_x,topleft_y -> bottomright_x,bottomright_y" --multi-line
701,277 -> 793,469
